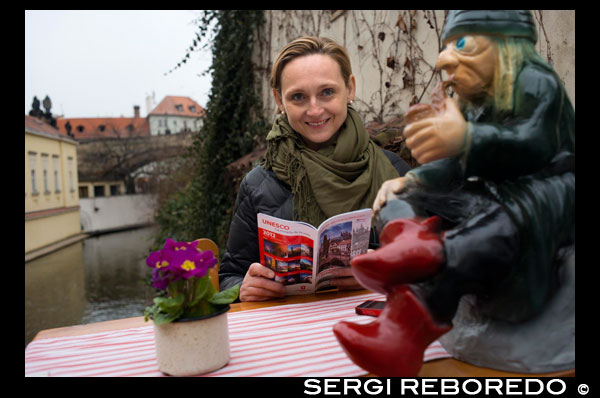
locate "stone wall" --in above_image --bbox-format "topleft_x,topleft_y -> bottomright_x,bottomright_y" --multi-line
253,10 -> 575,124
79,194 -> 156,235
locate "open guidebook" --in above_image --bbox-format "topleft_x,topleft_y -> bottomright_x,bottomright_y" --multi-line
257,209 -> 372,295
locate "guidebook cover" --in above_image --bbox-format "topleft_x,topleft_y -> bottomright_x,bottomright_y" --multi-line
257,209 -> 372,295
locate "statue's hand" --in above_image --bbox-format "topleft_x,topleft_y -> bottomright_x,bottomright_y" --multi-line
403,98 -> 467,164
373,176 -> 413,213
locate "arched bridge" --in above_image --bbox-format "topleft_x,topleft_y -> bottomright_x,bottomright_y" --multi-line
77,132 -> 194,182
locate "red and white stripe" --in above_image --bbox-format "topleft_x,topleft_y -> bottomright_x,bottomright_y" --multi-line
25,293 -> 450,377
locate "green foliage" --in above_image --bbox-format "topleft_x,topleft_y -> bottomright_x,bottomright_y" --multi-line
209,284 -> 241,305
154,10 -> 268,251
145,294 -> 185,325
145,275 -> 240,325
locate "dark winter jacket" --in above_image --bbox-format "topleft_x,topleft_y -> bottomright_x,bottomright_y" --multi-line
219,149 -> 410,291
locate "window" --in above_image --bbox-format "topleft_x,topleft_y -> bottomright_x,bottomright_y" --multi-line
94,185 -> 105,197
175,104 -> 183,112
67,157 -> 75,192
31,169 -> 37,194
110,184 -> 120,196
43,169 -> 48,193
77,125 -> 84,133
41,154 -> 50,194
79,186 -> 89,198
99,125 -> 106,132
28,152 -> 38,195
189,105 -> 196,113
53,155 -> 61,193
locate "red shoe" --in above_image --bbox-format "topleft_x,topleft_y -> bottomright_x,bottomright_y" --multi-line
350,216 -> 444,294
333,285 -> 451,376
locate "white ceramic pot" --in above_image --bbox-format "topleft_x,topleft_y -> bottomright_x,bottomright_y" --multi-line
153,305 -> 230,376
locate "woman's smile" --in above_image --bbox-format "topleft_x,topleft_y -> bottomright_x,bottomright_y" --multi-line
306,118 -> 330,128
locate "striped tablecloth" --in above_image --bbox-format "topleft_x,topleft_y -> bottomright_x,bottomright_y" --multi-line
25,292 -> 450,377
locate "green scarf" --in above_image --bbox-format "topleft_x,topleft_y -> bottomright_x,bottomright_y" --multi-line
263,105 -> 400,227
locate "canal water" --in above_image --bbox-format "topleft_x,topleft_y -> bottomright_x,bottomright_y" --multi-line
25,226 -> 159,347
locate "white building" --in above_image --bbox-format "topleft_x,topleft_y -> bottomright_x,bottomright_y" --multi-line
147,96 -> 205,136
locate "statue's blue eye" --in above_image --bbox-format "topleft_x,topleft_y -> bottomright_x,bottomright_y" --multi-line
456,37 -> 466,50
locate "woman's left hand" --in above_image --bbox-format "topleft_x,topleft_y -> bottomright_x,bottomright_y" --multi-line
328,267 -> 363,290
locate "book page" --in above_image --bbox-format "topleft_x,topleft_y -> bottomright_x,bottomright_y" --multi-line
257,213 -> 318,295
314,208 -> 372,292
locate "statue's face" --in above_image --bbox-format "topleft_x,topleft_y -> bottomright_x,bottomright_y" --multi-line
436,35 -> 497,100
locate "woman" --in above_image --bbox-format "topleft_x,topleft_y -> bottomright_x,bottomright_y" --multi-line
219,36 -> 410,302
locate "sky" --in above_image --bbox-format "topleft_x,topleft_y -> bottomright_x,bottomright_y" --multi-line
25,10 -> 213,118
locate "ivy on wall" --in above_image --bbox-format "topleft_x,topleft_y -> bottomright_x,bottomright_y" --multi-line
154,10 -> 268,251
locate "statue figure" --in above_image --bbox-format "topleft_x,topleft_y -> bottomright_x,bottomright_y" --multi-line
29,96 -> 43,118
65,121 -> 73,137
42,95 -> 52,114
41,95 -> 58,128
333,10 -> 574,376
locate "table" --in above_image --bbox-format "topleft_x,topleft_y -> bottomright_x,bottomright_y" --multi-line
26,289 -> 574,377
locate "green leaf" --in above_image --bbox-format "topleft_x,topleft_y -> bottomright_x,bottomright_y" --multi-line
144,302 -> 184,325
144,304 -> 158,322
184,300 -> 218,319
208,284 -> 240,305
205,276 -> 217,297
154,293 -> 184,314
190,276 -> 210,306
152,308 -> 184,325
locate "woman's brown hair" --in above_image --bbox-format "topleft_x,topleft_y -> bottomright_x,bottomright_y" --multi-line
270,36 -> 353,95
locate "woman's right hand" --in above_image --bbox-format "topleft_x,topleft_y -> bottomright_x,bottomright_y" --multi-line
240,263 -> 286,302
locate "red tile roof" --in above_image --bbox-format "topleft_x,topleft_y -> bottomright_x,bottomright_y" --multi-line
56,117 -> 150,140
149,96 -> 205,117
25,115 -> 73,141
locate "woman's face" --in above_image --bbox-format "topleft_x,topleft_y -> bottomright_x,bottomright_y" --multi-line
273,54 -> 356,151
436,35 -> 497,100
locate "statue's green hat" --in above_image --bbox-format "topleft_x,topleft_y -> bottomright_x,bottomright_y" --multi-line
441,10 -> 537,44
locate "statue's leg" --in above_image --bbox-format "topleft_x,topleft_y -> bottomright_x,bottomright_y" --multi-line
350,214 -> 445,294
351,192 -> 448,294
416,199 -> 521,323
335,170 -> 574,375
334,186 -> 514,376
333,285 -> 451,376
421,171 -> 575,324
334,193 -> 450,376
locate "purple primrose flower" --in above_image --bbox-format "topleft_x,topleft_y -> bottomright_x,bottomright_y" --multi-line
146,239 -> 218,290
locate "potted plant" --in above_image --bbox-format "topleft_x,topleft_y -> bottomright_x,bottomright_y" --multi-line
144,238 -> 240,376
